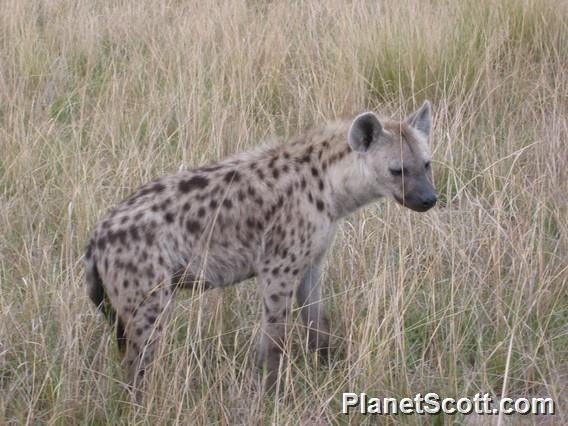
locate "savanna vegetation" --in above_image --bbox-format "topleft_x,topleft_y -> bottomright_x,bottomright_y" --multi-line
1,0 -> 566,424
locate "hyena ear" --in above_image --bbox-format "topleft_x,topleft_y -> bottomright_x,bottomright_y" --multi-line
348,112 -> 383,152
405,100 -> 432,138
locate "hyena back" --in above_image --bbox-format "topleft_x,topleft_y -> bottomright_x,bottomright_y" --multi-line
85,101 -> 436,392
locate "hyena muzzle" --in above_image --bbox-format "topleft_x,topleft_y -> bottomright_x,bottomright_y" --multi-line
85,101 -> 436,395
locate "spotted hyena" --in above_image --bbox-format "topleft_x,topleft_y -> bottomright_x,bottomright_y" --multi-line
85,101 -> 437,392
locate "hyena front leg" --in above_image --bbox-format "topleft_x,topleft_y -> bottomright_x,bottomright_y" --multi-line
256,266 -> 295,391
296,254 -> 331,358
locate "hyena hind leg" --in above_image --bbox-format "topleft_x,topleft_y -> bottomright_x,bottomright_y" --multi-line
121,285 -> 174,399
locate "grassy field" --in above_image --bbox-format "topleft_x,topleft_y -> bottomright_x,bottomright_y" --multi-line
1,0 -> 567,424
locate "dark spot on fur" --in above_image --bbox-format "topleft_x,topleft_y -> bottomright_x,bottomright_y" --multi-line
197,207 -> 206,218
186,220 -> 201,234
129,225 -> 140,241
268,156 -> 278,168
270,294 -> 280,303
209,199 -> 218,210
237,190 -> 245,201
222,198 -> 233,209
316,199 -> 324,211
183,202 -> 190,211
136,328 -> 143,336
145,265 -> 154,279
178,175 -> 209,193
272,267 -> 280,276
145,231 -> 154,246
256,169 -> 265,180
311,167 -> 319,177
272,168 -> 280,179
224,170 -> 241,183
268,316 -> 277,323
134,183 -> 166,201
109,229 -> 128,246
123,279 -> 129,288
200,165 -> 223,172
164,212 -> 174,223
126,262 -> 138,273
96,237 -> 106,250
292,268 -> 299,276
160,199 -> 171,210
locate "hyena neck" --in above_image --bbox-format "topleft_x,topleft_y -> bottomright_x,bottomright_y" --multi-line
327,154 -> 384,219
313,126 -> 385,220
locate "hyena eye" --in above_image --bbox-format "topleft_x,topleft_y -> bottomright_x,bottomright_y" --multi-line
424,161 -> 431,170
389,168 -> 403,177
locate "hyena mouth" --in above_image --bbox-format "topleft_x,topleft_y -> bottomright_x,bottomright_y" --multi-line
393,194 -> 437,212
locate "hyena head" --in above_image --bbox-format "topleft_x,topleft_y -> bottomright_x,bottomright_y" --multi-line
348,100 -> 437,212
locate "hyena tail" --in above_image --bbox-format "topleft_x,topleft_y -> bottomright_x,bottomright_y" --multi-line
85,243 -> 127,353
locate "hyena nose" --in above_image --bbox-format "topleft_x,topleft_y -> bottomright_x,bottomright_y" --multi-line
422,194 -> 437,209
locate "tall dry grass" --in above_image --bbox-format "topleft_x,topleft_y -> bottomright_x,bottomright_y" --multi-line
0,0 -> 567,424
